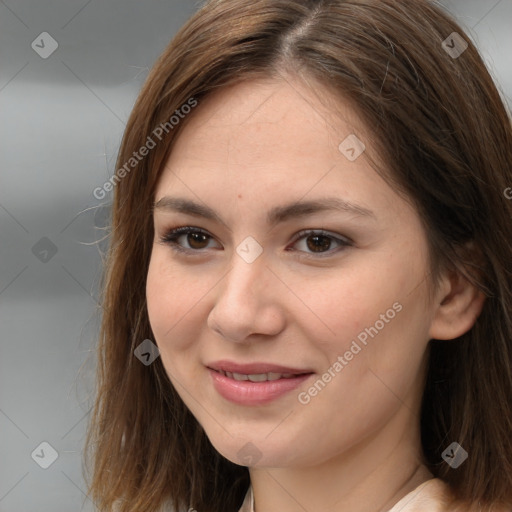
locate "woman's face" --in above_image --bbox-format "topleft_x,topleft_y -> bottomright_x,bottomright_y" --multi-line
146,76 -> 438,468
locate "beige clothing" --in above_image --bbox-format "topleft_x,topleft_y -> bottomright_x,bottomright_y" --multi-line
237,478 -> 457,512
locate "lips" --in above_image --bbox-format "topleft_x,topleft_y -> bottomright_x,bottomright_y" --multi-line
206,360 -> 315,405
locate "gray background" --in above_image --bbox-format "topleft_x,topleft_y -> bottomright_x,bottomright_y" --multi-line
0,1 -> 510,510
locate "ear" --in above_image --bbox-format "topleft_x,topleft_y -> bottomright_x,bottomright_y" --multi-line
428,266 -> 486,340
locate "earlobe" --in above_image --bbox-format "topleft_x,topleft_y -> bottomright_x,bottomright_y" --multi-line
428,268 -> 486,341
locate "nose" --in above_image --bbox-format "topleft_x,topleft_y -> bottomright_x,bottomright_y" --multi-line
207,249 -> 286,343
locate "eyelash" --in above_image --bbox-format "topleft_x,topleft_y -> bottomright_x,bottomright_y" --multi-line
158,226 -> 353,258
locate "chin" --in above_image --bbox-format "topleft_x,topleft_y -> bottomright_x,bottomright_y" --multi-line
205,431 -> 308,468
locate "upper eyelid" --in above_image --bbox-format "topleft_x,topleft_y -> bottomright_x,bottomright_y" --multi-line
290,228 -> 352,244
161,226 -> 346,240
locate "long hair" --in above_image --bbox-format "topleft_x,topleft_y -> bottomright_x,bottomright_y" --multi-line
83,1 -> 512,511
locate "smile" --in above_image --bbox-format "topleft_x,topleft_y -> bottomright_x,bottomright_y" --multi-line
207,366 -> 314,406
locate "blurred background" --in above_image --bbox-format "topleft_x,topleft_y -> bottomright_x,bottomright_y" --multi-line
0,1 -> 510,510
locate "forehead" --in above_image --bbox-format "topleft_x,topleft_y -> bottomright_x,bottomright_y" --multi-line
168,76 -> 367,161
159,77 -> 373,180
154,76 -> 407,225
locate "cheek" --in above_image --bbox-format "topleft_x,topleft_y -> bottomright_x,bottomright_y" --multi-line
294,253 -> 429,375
146,250 -> 204,353
286,261 -> 406,345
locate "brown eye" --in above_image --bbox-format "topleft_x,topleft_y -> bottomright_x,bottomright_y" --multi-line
306,234 -> 333,252
187,231 -> 210,249
160,227 -> 221,252
291,229 -> 352,256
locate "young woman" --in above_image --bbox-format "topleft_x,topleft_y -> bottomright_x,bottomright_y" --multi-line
84,1 -> 512,511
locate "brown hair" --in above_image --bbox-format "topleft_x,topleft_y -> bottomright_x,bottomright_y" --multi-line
83,1 -> 512,511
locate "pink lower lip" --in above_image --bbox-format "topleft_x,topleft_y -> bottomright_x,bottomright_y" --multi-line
208,368 -> 313,405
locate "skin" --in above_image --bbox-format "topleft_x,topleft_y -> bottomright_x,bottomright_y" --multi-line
146,75 -> 485,512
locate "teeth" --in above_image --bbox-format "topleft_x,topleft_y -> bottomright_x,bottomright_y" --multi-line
218,370 -> 300,381
248,373 -> 268,382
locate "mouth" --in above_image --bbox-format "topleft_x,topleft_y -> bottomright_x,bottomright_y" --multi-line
206,361 -> 315,405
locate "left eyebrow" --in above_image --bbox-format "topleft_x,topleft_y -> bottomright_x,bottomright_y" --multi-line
153,196 -> 377,226
266,197 -> 376,226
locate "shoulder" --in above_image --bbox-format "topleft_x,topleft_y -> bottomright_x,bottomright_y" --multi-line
389,478 -> 511,512
388,478 -> 455,512
238,479 -> 511,512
